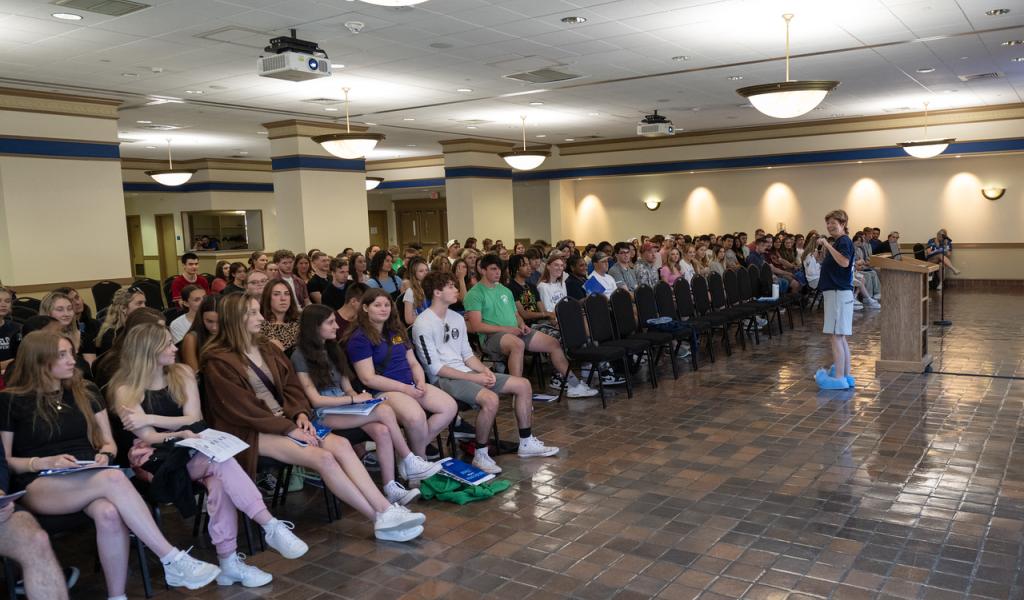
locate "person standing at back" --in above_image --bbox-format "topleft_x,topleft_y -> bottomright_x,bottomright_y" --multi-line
170,252 -> 210,307
815,209 -> 856,390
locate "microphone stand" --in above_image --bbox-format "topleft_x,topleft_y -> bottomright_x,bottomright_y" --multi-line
933,244 -> 951,326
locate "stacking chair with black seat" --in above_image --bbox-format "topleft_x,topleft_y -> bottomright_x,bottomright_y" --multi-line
609,289 -> 673,386
133,278 -> 164,310
734,267 -> 766,344
759,264 -> 795,332
632,285 -> 680,379
581,294 -> 641,398
553,297 -> 627,409
747,266 -> 782,336
690,275 -> 736,357
707,272 -> 749,352
13,296 -> 40,312
11,305 -> 36,323
672,278 -> 714,363
654,282 -> 699,370
91,280 -> 122,313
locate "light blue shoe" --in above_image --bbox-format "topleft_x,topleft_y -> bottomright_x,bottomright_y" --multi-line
816,368 -> 850,390
828,365 -> 855,388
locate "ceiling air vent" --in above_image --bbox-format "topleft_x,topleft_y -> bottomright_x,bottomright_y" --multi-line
958,72 -> 1002,82
504,68 -> 581,84
453,119 -> 493,125
141,124 -> 183,131
301,98 -> 343,105
51,0 -> 150,16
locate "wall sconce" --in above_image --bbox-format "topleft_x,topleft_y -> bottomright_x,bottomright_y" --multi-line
981,186 -> 1005,200
643,197 -> 662,211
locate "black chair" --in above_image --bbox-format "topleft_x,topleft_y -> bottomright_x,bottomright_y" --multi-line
655,282 -> 699,370
11,305 -> 36,323
133,279 -> 164,310
609,289 -> 672,386
13,297 -> 40,312
581,294 -> 641,398
633,286 -> 679,379
707,272 -> 748,351
690,275 -> 736,357
672,279 -> 714,363
91,280 -> 122,314
734,268 -> 767,344
162,277 -> 176,308
553,298 -> 626,409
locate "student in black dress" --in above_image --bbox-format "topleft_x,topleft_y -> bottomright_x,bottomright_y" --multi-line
0,287 -> 20,373
0,332 -> 221,598
110,324 -> 308,588
93,287 -> 147,356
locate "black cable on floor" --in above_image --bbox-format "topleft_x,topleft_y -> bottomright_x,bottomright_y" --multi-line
928,370 -> 1024,381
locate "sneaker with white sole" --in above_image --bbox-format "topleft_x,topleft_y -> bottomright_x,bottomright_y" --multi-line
548,374 -> 567,390
375,503 -> 425,536
263,519 -> 308,559
853,301 -> 864,310
384,480 -> 421,505
376,524 -> 423,543
402,454 -> 443,482
163,549 -> 221,590
599,370 -> 626,386
518,436 -> 560,458
677,346 -> 691,359
216,553 -> 272,588
566,382 -> 599,398
864,298 -> 881,308
452,417 -> 476,440
472,451 -> 502,474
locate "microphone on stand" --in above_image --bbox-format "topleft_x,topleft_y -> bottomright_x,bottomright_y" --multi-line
933,243 -> 951,327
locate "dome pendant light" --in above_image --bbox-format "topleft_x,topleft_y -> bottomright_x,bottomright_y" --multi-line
898,101 -> 955,158
312,87 -> 385,159
145,139 -> 196,186
365,177 -> 384,191
736,14 -> 839,119
500,115 -> 549,171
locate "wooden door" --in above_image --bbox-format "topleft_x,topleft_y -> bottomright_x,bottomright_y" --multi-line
419,209 -> 444,247
155,214 -> 178,281
397,210 -> 417,248
368,210 -> 389,250
126,215 -> 144,277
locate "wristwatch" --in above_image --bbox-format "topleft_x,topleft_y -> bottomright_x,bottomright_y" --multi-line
99,451 -> 116,463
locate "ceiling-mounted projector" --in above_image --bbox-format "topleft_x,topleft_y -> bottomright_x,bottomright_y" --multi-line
637,110 -> 676,137
257,29 -> 331,81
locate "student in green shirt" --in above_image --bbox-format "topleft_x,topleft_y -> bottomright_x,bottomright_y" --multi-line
464,255 -> 597,398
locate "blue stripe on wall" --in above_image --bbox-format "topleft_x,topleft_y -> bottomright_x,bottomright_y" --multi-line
445,166 -> 512,179
377,178 -> 445,189
0,137 -> 120,159
123,181 -> 274,193
271,155 -> 365,171
511,137 -> 1024,182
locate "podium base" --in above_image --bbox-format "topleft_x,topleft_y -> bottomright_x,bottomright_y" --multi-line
876,354 -> 933,374
933,319 -> 952,326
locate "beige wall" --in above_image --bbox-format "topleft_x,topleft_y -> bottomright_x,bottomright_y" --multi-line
512,181 -> 551,242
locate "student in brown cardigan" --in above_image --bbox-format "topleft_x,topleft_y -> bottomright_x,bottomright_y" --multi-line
201,293 -> 425,542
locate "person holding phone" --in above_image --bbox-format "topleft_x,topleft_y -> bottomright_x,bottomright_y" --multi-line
815,210 -> 856,390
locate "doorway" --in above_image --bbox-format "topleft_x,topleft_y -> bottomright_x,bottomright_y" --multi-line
125,215 -> 144,277
368,210 -> 389,250
395,199 -> 448,250
155,214 -> 178,281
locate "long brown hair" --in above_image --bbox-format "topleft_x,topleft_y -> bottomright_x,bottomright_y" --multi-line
297,304 -> 354,391
343,288 -> 407,348
260,279 -> 299,324
203,292 -> 261,360
5,331 -> 103,449
404,257 -> 428,307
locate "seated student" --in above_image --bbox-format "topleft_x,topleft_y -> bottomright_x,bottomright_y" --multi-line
91,308 -> 166,391
248,252 -> 268,273
608,242 -> 639,292
0,287 -> 21,373
926,229 -> 961,276
401,257 -> 430,326
585,252 -> 617,299
110,324 -> 308,588
180,295 -> 219,372
460,249 -> 481,289
271,250 -> 309,308
660,248 -> 685,285
0,443 -> 71,599
210,261 -> 231,295
365,252 -> 403,300
465,254 -> 598,398
201,294 -> 426,542
334,282 -> 367,334
413,272 -> 559,474
321,258 -> 351,311
506,255 -> 550,331
259,280 -> 300,354
523,248 -> 544,287
94,287 -> 147,356
564,255 -> 588,300
1,332 -> 222,596
306,252 -> 332,305
244,269 -> 270,299
169,285 -> 207,344
222,263 -> 248,296
292,305 -> 440,504
635,242 -> 660,288
40,291 -> 97,367
536,255 -> 569,322
451,259 -> 471,303
171,253 -> 211,306
54,287 -> 100,362
344,289 -> 457,459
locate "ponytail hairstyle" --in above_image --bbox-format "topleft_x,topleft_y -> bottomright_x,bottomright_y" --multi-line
96,287 -> 145,346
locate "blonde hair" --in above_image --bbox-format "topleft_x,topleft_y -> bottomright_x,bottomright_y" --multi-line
5,331 -> 103,449
39,291 -> 80,351
96,287 -> 144,346
108,323 -> 191,412
824,209 -> 848,225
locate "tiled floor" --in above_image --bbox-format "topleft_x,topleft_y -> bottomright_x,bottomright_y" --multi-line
50,289 -> 1024,599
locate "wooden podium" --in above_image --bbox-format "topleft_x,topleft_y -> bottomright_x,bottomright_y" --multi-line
869,254 -> 940,373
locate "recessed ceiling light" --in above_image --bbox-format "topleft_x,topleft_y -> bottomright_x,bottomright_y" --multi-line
561,16 -> 587,24
857,160 -> 863,164
51,12 -> 82,20
257,131 -> 268,135
672,55 -> 690,61
1012,56 -> 1024,62
986,8 -> 1010,16
331,63 -> 345,69
185,90 -> 203,94
122,72 -> 138,78
145,145 -> 157,149
406,144 -> 417,147
564,138 -> 575,142
727,75 -> 743,81
136,120 -> 152,124
588,112 -> 599,116
466,126 -> 477,129
324,107 -> 339,111
365,122 -> 377,126
1002,40 -> 1023,46
536,134 -> 547,138
456,88 -> 473,93
402,117 -> 415,121
916,67 -> 935,73
529,101 -> 544,106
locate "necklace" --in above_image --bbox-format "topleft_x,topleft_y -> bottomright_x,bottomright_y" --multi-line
44,390 -> 64,411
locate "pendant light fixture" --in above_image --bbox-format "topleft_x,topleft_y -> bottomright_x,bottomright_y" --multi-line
365,177 -> 384,191
736,14 -> 839,119
312,88 -> 385,159
359,0 -> 428,6
500,115 -> 549,171
898,101 -> 955,158
145,139 -> 195,186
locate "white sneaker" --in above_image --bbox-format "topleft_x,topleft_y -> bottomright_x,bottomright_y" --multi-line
677,346 -> 691,358
263,519 -> 308,559
853,301 -> 864,311
472,450 -> 502,474
163,549 -> 221,590
402,454 -> 443,482
518,436 -> 560,458
566,382 -> 599,398
216,553 -> 272,588
376,524 -> 424,543
865,298 -> 881,308
375,503 -> 425,537
384,480 -> 421,505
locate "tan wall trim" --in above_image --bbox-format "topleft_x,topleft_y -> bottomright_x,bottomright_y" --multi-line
439,139 -> 516,153
11,277 -> 135,295
897,242 -> 1024,249
557,104 -> 1024,156
0,86 -> 121,119
121,158 -> 272,171
262,119 -> 368,140
366,155 -> 444,169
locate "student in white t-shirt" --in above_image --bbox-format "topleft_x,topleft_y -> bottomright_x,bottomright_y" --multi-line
169,285 -> 205,343
536,255 -> 568,320
585,252 -> 616,298
411,271 -> 558,475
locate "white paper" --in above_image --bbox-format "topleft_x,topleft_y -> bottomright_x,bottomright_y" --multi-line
176,429 -> 249,463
